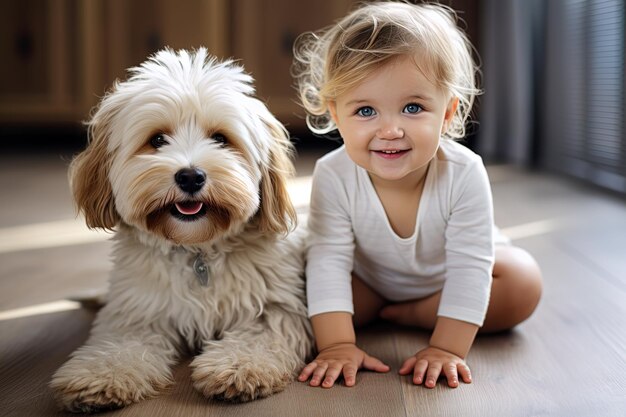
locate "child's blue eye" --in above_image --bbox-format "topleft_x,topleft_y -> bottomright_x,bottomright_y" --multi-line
403,103 -> 422,114
356,106 -> 376,117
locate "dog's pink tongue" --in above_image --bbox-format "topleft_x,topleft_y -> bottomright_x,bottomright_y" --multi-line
175,202 -> 203,215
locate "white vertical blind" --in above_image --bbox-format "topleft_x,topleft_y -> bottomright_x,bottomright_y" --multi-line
552,0 -> 625,193
587,1 -> 623,167
562,0 -> 587,161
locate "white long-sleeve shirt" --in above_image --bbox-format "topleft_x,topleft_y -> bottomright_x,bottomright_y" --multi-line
306,140 -> 495,326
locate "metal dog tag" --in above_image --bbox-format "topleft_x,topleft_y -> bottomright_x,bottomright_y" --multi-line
193,256 -> 210,286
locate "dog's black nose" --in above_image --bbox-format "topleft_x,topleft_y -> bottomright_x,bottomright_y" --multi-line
175,168 -> 206,194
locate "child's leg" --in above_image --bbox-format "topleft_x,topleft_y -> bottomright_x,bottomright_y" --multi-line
480,246 -> 542,333
351,273 -> 388,328
379,246 -> 543,333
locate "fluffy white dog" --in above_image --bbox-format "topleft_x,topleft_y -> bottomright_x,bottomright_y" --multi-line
50,48 -> 313,412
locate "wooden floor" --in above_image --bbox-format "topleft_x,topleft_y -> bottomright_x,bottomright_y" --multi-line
1,148 -> 625,417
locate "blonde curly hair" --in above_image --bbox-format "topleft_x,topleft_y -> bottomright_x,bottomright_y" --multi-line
292,1 -> 481,139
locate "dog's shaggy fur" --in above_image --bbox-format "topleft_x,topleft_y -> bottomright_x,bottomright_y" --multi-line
50,48 -> 313,413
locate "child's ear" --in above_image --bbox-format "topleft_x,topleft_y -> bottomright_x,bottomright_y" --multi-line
442,97 -> 459,133
328,101 -> 338,124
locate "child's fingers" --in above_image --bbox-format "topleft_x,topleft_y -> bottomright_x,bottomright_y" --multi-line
298,361 -> 318,381
362,354 -> 390,373
309,363 -> 329,387
342,364 -> 358,387
412,359 -> 428,384
321,365 -> 343,388
424,362 -> 442,388
399,356 -> 418,375
457,363 -> 472,383
442,363 -> 459,388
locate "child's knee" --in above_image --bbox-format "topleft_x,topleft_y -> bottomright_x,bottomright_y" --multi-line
513,248 -> 543,305
511,260 -> 542,323
494,246 -> 543,324
516,274 -> 542,323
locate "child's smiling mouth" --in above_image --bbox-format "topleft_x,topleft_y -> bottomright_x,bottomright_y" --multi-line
372,149 -> 410,159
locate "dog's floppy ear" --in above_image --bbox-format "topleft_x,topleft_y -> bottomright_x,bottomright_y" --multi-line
257,113 -> 298,236
69,92 -> 123,231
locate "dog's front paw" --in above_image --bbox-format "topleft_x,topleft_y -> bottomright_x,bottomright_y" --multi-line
191,350 -> 292,402
50,346 -> 173,413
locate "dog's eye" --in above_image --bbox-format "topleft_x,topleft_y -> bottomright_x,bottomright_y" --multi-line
212,133 -> 228,146
150,134 -> 168,149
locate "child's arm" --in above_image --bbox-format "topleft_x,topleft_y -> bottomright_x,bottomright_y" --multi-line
298,312 -> 390,387
399,316 -> 478,388
430,316 -> 478,358
399,157 -> 494,388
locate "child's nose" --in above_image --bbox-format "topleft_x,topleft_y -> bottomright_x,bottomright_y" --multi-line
377,123 -> 404,140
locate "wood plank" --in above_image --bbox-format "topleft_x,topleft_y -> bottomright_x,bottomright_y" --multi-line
0,309 -> 96,417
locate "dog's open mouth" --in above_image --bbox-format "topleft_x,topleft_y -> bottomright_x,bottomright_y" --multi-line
171,201 -> 207,221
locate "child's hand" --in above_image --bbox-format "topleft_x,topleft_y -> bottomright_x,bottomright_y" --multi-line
399,346 -> 472,388
298,342 -> 390,388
